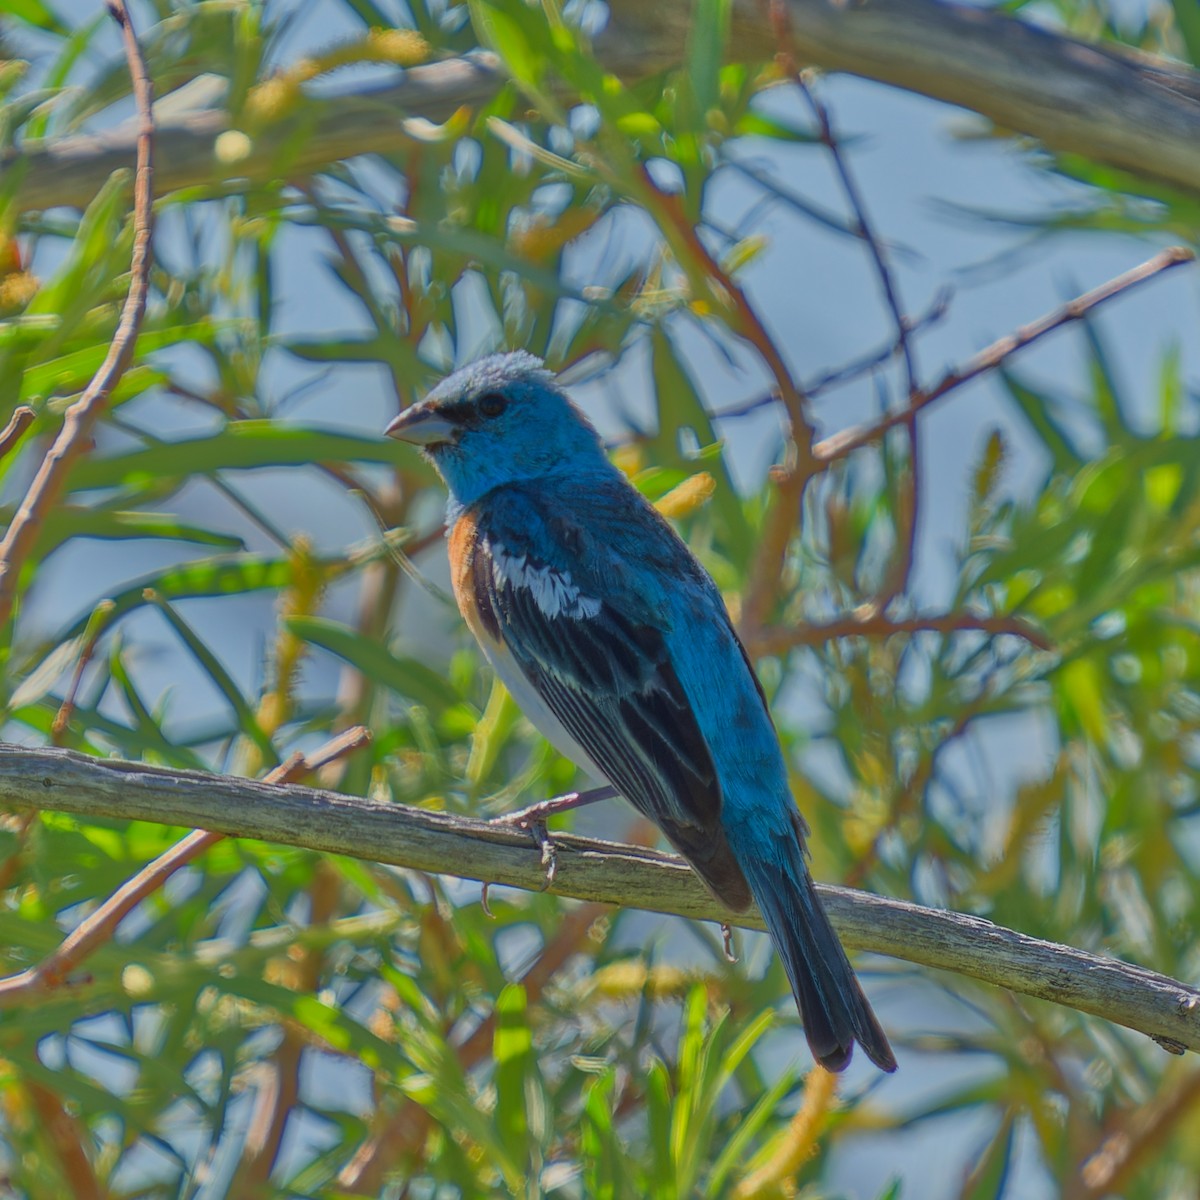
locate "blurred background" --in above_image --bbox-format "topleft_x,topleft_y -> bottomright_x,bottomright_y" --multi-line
1,0 -> 1199,1196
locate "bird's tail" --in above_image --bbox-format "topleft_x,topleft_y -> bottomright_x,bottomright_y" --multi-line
731,822 -> 896,1073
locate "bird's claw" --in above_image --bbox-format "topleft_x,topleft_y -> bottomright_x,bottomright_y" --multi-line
531,817 -> 557,890
721,922 -> 738,963
489,808 -> 558,890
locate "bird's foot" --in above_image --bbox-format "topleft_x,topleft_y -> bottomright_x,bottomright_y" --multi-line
721,923 -> 738,963
488,785 -> 616,890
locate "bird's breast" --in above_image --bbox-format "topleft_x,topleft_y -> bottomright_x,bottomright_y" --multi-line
447,505 -> 608,783
448,507 -> 500,644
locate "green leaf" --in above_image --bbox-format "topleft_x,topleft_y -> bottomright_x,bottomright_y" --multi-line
284,616 -> 460,714
148,593 -> 278,768
493,984 -> 533,1168
961,1112 -> 1016,1200
705,1058 -> 800,1197
469,0 -> 548,96
107,643 -> 209,771
687,0 -> 731,120
67,423 -> 429,491
1171,0 -> 1200,66
997,369 -> 1081,474
33,508 -> 244,556
650,326 -> 752,555
4,0 -> 68,36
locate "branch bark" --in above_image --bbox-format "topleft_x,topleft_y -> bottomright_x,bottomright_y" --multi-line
0,744 -> 1196,1055
7,0 -> 1200,213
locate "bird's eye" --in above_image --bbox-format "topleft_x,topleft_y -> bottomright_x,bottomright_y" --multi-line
478,392 -> 507,418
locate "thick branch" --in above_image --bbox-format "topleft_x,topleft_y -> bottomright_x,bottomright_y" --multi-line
8,0 -> 1200,213
609,0 -> 1200,196
0,744 -> 1196,1054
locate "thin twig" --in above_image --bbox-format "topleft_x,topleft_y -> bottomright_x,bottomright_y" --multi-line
786,63 -> 918,398
636,169 -> 815,638
752,610 -> 1053,655
231,860 -> 342,1200
1080,1067 -> 1200,1193
769,15 -> 925,608
815,247 -> 1196,464
52,601 -> 116,744
0,0 -> 155,629
0,407 -> 35,462
25,1081 -> 105,1200
712,290 -> 952,424
0,729 -> 370,1003
0,744 -> 1196,1054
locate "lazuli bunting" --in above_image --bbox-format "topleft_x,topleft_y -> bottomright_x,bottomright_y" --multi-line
386,352 -> 895,1073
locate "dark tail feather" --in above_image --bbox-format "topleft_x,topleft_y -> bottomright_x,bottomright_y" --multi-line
739,850 -> 896,1073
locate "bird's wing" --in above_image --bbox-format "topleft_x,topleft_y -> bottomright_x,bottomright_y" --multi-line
453,486 -> 750,907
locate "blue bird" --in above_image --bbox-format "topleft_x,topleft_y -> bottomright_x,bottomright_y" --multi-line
386,351 -> 895,1073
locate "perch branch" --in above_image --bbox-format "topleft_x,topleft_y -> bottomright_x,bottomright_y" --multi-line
0,729 -> 369,1005
0,744 -> 1195,1055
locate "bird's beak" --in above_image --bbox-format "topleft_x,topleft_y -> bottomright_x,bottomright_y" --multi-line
384,405 -> 458,447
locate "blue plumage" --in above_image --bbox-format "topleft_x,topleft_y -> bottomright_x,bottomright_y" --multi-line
386,352 -> 895,1073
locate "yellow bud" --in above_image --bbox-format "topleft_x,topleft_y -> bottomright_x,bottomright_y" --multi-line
366,28 -> 429,66
655,471 -> 715,519
590,961 -> 694,1000
214,130 -> 253,164
243,76 -> 301,125
610,443 -> 645,478
0,271 -> 38,312
121,964 -> 154,997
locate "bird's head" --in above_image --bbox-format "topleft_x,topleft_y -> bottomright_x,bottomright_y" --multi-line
385,351 -> 608,506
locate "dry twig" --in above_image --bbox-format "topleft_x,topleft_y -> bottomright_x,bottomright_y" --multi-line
752,610 -> 1052,655
0,407 -> 35,462
815,247 -> 1196,464
0,0 -> 155,628
770,15 -> 924,606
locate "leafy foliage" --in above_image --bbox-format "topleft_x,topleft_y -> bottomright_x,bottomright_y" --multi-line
0,0 -> 1196,1197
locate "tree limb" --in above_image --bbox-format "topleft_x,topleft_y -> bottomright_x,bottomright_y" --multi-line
7,0 -> 1200,213
0,744 -> 1196,1055
609,0 -> 1200,195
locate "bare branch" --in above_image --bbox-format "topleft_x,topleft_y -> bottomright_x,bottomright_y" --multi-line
25,1081 -> 104,1200
8,2 -> 1200,212
815,246 -> 1196,464
752,610 -> 1052,654
781,55 -> 918,396
606,0 -> 1200,197
0,407 -> 34,462
0,744 -> 1195,1054
0,0 -> 155,628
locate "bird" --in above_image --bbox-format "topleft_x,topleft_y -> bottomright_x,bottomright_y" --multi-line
386,351 -> 895,1073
